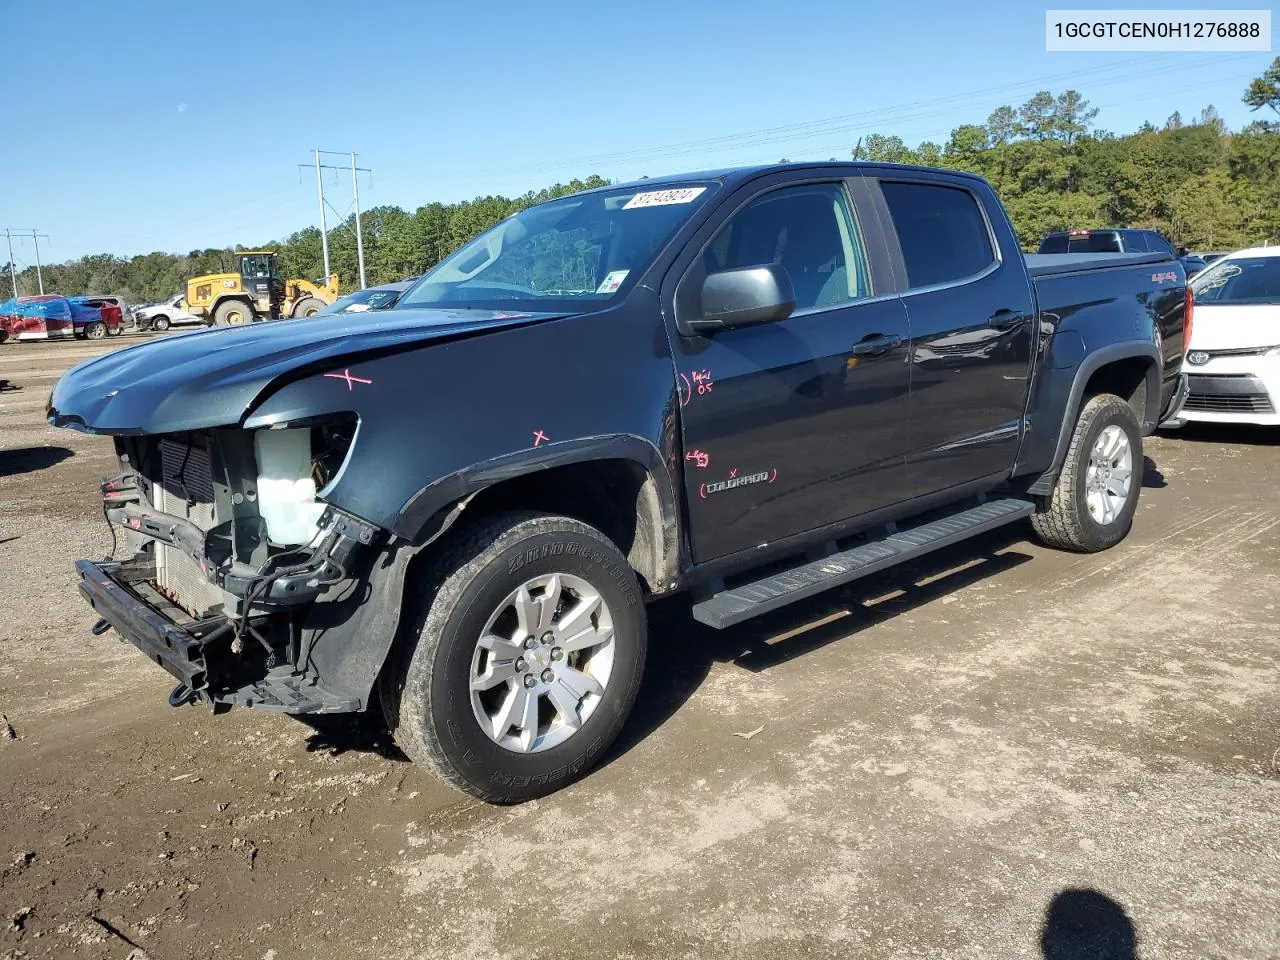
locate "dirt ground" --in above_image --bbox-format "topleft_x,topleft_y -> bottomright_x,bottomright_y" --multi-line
1,336 -> 1277,960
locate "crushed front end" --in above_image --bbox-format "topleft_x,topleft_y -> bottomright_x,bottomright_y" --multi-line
77,423 -> 383,713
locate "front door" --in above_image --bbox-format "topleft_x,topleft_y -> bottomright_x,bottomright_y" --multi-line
869,176 -> 1036,497
668,178 -> 912,562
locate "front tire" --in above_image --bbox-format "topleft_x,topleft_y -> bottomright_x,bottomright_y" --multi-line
213,300 -> 253,326
1032,393 -> 1142,553
291,296 -> 325,318
383,512 -> 647,802
151,316 -> 170,331
84,321 -> 107,340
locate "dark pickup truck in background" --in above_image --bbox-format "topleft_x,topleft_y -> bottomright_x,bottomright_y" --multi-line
49,162 -> 1189,801
1039,227 -> 1207,277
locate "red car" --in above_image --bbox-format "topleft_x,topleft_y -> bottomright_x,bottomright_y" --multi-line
0,295 -> 123,342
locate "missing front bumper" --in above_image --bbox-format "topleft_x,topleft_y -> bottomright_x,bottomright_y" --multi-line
76,559 -> 359,714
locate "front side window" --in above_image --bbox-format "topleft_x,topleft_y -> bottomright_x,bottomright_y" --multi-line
1124,232 -> 1150,252
1193,256 -> 1280,304
397,183 -> 715,313
880,181 -> 995,289
698,182 -> 870,313
1144,232 -> 1174,256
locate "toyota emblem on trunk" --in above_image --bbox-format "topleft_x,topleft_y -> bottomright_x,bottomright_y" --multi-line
1187,351 -> 1210,365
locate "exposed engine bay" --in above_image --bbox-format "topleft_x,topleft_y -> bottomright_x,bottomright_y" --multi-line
89,421 -> 383,711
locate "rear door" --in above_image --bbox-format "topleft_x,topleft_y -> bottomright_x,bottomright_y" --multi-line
865,173 -> 1036,498
666,173 -> 911,562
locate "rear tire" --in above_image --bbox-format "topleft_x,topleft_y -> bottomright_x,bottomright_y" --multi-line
213,300 -> 253,326
291,297 -> 325,318
382,512 -> 647,803
151,316 -> 170,332
1031,393 -> 1142,553
84,321 -> 107,340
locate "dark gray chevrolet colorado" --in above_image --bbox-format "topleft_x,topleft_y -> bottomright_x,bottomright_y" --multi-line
50,162 -> 1190,801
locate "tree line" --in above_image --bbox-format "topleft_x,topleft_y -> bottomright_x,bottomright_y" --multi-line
9,62 -> 1280,303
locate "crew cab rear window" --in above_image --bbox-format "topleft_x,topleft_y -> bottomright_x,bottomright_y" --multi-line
880,181 -> 995,289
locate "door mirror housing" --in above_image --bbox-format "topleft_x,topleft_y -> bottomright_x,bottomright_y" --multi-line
1175,246 -> 1188,258
687,264 -> 796,334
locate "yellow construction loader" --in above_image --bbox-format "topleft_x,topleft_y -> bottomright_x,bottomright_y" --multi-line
185,251 -> 339,325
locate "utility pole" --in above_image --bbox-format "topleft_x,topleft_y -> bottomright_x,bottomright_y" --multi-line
30,230 -> 48,294
351,152 -> 366,290
314,149 -> 331,282
3,228 -> 52,296
4,230 -> 16,298
299,150 -> 372,288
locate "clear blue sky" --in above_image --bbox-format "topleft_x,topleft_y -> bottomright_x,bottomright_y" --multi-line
1,0 -> 1274,264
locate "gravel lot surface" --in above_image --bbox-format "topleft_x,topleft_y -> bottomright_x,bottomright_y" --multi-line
2,336 -> 1277,959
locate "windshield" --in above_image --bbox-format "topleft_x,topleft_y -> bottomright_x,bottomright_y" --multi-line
1193,256 -> 1280,304
315,287 -> 404,316
395,183 -> 715,312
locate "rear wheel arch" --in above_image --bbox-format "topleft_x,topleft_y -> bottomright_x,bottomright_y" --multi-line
1028,343 -> 1158,495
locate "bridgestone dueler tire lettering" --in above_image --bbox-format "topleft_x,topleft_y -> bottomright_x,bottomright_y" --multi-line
1032,393 -> 1142,553
381,511 -> 647,803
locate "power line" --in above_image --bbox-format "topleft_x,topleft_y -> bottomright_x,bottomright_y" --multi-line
299,149 -> 372,287
3,229 -> 48,296
427,53 -> 1248,183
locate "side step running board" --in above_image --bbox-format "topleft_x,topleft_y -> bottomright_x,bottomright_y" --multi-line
691,497 -> 1034,629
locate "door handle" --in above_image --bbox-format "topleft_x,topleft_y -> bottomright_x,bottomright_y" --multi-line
850,333 -> 902,358
987,309 -> 1023,330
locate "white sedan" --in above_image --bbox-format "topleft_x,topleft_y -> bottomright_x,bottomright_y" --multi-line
1178,246 -> 1280,426
135,294 -> 208,332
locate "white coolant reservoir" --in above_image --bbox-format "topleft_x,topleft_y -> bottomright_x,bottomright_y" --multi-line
254,428 -> 328,546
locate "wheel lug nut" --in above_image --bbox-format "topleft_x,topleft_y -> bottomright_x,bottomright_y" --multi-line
523,636 -> 537,650
515,657 -> 526,672
541,669 -> 555,683
550,647 -> 563,661
523,674 -> 537,689
540,631 -> 554,646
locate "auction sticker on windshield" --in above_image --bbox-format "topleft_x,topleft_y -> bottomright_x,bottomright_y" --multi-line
596,270 -> 630,293
623,187 -> 707,209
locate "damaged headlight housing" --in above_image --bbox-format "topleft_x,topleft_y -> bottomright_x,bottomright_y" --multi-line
254,415 -> 357,546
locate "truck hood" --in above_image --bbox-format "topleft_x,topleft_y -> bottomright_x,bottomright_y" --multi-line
49,307 -> 559,435
1188,303 -> 1280,350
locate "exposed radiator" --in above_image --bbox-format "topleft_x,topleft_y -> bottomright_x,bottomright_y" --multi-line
153,438 -> 228,617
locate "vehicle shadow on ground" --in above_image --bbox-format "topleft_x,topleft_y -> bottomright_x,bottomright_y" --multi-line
0,379 -> 18,392
301,525 -> 1037,770
296,711 -> 409,761
1142,456 -> 1166,488
1161,423 -> 1280,446
603,524 -> 1035,770
0,446 -> 73,477
1040,888 -> 1137,959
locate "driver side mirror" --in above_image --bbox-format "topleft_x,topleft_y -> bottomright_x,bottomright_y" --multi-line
687,264 -> 796,335
1175,246 -> 1188,258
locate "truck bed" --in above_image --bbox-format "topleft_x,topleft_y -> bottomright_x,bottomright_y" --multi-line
1023,251 -> 1171,278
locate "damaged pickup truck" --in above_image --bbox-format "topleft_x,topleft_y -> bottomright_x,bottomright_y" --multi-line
50,163 -> 1190,802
